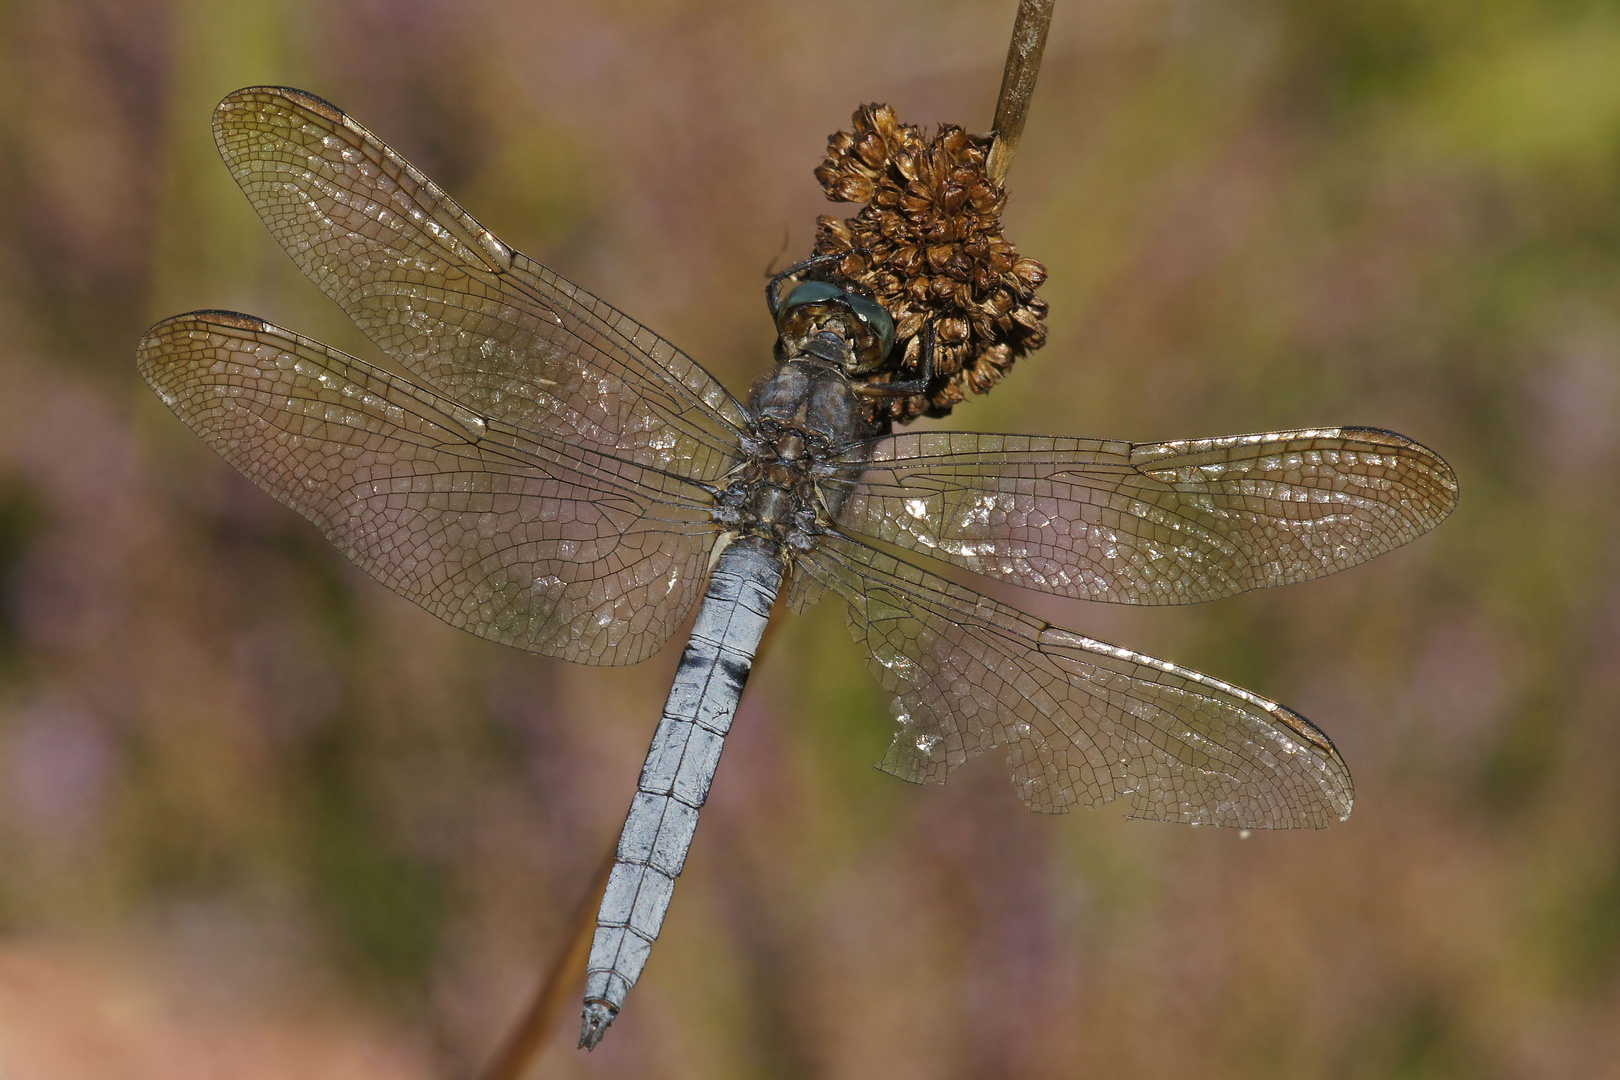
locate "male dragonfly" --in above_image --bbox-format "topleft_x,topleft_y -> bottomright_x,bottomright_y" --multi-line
137,88 -> 1458,1049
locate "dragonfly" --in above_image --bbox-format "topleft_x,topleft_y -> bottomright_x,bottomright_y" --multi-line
137,87 -> 1458,1049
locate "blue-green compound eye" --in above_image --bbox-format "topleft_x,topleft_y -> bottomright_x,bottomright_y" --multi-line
778,281 -> 896,367
843,293 -> 896,359
783,280 -> 845,309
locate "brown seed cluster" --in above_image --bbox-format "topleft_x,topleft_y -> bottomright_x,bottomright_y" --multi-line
813,104 -> 1048,423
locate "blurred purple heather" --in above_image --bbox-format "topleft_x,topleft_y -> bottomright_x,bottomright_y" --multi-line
0,0 -> 1612,1076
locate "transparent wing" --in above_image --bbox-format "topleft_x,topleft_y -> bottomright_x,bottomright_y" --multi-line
798,532 -> 1353,828
829,428 -> 1457,604
211,86 -> 748,483
138,311 -> 720,666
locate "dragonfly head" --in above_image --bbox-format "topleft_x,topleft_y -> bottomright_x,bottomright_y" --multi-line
774,280 -> 896,377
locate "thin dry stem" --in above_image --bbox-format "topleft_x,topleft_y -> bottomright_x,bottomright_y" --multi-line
479,848 -> 616,1080
988,0 -> 1055,182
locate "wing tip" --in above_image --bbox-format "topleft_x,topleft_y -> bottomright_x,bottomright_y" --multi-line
1350,427 -> 1461,527
135,310 -> 280,376
1338,424 -> 1460,484
216,85 -> 346,124
139,309 -> 269,339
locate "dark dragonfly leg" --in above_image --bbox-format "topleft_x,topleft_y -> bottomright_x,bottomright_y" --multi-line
857,315 -> 937,399
579,535 -> 785,1050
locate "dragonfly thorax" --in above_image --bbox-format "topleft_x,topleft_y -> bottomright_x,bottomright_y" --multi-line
746,357 -> 882,445
711,419 -> 819,546
713,359 -> 881,551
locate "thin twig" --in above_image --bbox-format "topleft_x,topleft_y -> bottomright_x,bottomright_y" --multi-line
987,0 -> 1056,182
479,846 -> 616,1080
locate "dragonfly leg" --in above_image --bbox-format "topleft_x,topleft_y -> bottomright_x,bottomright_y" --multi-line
858,315 -> 936,398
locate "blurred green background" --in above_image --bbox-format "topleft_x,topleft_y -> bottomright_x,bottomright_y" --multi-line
0,0 -> 1615,1076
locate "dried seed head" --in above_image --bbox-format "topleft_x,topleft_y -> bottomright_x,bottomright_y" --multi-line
813,104 -> 1048,422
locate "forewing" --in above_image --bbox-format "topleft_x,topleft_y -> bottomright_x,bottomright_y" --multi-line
138,311 -> 719,666
211,86 -> 747,483
799,533 -> 1353,828
831,428 -> 1457,604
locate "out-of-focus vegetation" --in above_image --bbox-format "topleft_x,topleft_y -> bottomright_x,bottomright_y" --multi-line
0,0 -> 1616,1076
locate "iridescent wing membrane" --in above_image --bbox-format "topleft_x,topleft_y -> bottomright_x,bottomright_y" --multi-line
139,88 -> 751,666
139,311 -> 725,664
831,429 -> 1457,604
808,430 -> 1456,825
139,87 -> 1458,829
